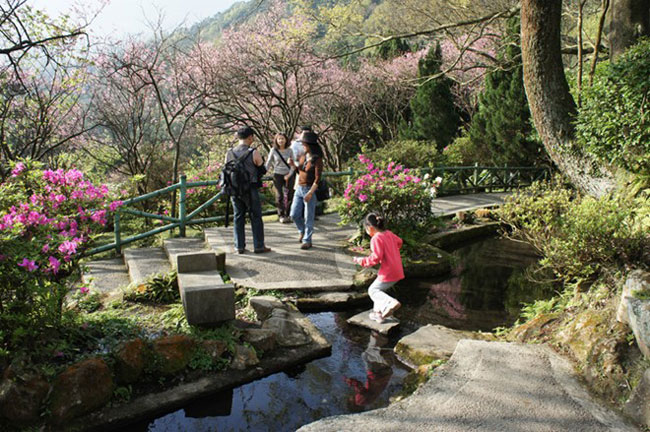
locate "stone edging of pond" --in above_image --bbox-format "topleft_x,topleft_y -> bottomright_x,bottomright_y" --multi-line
67,304 -> 331,432
426,221 -> 501,250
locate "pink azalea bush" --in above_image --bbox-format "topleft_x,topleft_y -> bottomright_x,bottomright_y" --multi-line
0,160 -> 122,334
338,155 -> 438,236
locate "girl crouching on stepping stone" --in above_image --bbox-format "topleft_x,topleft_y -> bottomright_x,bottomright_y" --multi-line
353,213 -> 404,323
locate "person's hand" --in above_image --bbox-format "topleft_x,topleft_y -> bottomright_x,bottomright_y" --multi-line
353,257 -> 362,265
304,192 -> 312,203
284,174 -> 291,182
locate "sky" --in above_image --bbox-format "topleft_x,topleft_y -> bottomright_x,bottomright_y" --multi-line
31,0 -> 241,38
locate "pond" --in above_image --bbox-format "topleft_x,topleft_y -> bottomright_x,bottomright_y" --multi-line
141,237 -> 548,432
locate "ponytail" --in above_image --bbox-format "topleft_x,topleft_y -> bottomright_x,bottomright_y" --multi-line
364,212 -> 386,231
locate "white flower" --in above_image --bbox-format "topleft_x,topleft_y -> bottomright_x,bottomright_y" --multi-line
434,176 -> 442,186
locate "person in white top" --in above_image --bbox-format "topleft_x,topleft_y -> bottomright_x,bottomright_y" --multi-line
290,125 -> 311,189
265,133 -> 295,223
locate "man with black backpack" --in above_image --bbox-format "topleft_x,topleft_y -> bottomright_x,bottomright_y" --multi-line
222,126 -> 271,254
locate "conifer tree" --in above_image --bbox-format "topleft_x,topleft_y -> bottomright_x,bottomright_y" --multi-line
468,17 -> 544,166
375,38 -> 411,60
399,42 -> 460,151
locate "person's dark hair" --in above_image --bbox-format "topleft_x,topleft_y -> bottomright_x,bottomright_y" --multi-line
236,126 -> 254,139
300,125 -> 312,132
273,133 -> 289,149
364,212 -> 386,230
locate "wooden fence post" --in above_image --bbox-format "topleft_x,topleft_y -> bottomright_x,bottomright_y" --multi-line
114,212 -> 122,255
179,175 -> 187,237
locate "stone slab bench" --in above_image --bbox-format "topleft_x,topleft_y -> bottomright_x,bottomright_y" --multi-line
176,252 -> 234,326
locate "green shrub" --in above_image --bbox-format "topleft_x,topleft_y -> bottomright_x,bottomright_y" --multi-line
500,180 -> 648,284
339,154 -> 439,237
576,38 -> 650,177
123,271 -> 179,304
348,140 -> 444,171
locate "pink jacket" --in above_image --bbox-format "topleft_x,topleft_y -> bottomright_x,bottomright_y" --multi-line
358,230 -> 405,282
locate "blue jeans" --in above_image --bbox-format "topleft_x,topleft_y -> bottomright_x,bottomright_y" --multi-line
231,188 -> 264,251
290,185 -> 318,244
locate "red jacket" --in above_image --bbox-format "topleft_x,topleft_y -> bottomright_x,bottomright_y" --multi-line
358,230 -> 405,283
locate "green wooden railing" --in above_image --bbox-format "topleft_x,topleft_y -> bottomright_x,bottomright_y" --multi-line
85,165 -> 549,257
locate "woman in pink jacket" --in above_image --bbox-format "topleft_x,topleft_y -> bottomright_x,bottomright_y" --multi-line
353,213 -> 404,323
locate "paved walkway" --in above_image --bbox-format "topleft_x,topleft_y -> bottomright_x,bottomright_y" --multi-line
298,340 -> 638,432
205,212 -> 359,291
432,192 -> 512,217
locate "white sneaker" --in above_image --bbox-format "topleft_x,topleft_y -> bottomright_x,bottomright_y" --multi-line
368,311 -> 384,323
381,299 -> 401,319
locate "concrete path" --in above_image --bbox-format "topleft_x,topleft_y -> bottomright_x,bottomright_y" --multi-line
432,192 -> 512,217
205,212 -> 358,291
298,340 -> 638,432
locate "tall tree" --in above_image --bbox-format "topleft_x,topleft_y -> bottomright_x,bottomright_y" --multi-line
468,17 -> 543,166
520,0 -> 616,197
400,43 -> 460,150
609,0 -> 650,59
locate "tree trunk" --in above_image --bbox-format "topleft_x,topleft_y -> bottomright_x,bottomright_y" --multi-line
609,0 -> 650,60
520,0 -> 616,197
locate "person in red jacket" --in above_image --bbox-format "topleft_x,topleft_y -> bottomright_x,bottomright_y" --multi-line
353,212 -> 404,323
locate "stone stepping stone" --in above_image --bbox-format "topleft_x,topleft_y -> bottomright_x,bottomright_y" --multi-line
123,247 -> 171,285
394,324 -> 494,368
296,291 -> 370,311
347,309 -> 400,335
163,237 -> 225,271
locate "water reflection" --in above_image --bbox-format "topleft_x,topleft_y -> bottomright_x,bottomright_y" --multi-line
146,312 -> 410,432
399,237 -> 551,332
344,331 -> 393,411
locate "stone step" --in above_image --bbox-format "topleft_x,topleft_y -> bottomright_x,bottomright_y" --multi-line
298,340 -> 638,432
123,247 -> 171,285
163,237 -> 224,270
82,257 -> 131,302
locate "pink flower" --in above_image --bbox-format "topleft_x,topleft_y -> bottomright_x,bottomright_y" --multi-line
358,194 -> 368,202
79,286 -> 89,294
42,244 -> 50,253
109,201 -> 123,212
11,162 -> 25,177
48,256 -> 61,274
18,258 -> 39,272
58,240 -> 78,256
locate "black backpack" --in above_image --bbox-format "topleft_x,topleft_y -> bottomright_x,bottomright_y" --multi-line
221,148 -> 254,199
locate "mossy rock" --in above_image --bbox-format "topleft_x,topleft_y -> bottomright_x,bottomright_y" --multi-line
426,222 -> 500,250
509,313 -> 560,343
150,335 -> 196,376
555,304 -> 630,402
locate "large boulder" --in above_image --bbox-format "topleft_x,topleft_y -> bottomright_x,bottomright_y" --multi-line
151,335 -> 196,375
617,270 -> 650,324
49,358 -> 113,424
0,367 -> 50,425
114,338 -> 146,384
556,307 -> 629,400
249,296 -> 287,321
394,324 -> 493,367
262,309 -> 311,347
627,297 -> 650,359
243,328 -> 277,353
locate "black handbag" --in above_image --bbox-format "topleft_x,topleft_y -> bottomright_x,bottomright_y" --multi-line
315,179 -> 330,201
